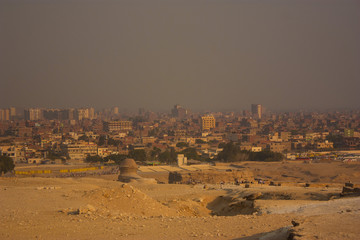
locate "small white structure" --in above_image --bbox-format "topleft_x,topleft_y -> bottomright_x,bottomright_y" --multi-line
177,154 -> 187,166
251,147 -> 262,152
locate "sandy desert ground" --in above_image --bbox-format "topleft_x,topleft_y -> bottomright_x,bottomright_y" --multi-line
1,161 -> 360,240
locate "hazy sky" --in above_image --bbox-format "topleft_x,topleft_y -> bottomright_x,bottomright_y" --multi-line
1,0 -> 359,112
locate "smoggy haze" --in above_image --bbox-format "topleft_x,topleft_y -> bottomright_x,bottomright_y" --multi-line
0,0 -> 359,112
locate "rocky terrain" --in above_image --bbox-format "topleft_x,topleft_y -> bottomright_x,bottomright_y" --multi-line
1,161 -> 360,239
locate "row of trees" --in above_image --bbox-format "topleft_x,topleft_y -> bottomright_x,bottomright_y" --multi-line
86,142 -> 284,164
217,142 -> 284,162
85,146 -> 203,165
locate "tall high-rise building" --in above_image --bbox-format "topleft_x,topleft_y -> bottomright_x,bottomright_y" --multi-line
172,104 -> 188,119
10,107 -> 16,119
251,104 -> 262,119
112,107 -> 119,115
68,108 -> 77,120
89,107 -> 95,119
77,109 -> 87,121
201,115 -> 216,131
78,107 -> 95,121
0,109 -> 10,121
24,108 -> 43,121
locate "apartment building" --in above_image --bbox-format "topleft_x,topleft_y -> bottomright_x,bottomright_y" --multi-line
251,104 -> 262,119
201,115 -> 215,131
24,108 -> 43,121
78,107 -> 95,120
0,109 -> 10,121
65,142 -> 98,162
104,121 -> 133,132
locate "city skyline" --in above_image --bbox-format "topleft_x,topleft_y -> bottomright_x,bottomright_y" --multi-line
1,103 -> 360,116
1,0 -> 359,112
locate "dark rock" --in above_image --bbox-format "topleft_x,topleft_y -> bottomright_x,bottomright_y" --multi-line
291,220 -> 300,227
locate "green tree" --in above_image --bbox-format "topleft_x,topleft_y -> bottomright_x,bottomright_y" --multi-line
107,138 -> 122,147
169,148 -> 177,164
176,142 -> 189,148
217,142 -> 284,162
158,148 -> 177,164
217,142 -> 241,162
47,151 -> 62,160
0,156 -> 15,175
85,155 -> 103,163
195,139 -> 206,144
78,135 -> 89,141
150,147 -> 161,161
128,149 -> 147,162
104,154 -> 127,164
181,147 -> 200,160
98,135 -> 106,146
158,150 -> 169,163
249,150 -> 283,162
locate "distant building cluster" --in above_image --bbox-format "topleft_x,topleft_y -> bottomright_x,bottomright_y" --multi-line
0,107 -> 16,121
1,103 -> 360,165
23,108 -> 95,121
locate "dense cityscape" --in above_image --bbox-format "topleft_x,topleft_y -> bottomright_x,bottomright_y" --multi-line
1,0 -> 359,238
1,104 -> 360,167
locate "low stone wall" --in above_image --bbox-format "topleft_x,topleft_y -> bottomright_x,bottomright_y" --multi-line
342,182 -> 360,197
168,169 -> 254,184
